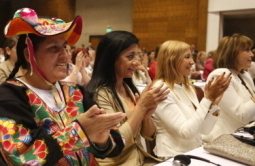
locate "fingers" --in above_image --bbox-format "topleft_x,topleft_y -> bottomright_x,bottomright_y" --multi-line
134,93 -> 139,102
215,72 -> 232,90
142,82 -> 154,92
95,112 -> 126,132
86,105 -> 102,117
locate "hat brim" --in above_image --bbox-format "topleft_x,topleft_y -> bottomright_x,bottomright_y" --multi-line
4,16 -> 82,45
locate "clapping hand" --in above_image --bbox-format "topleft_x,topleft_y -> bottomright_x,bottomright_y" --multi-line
77,105 -> 126,144
204,72 -> 232,104
135,81 -> 170,116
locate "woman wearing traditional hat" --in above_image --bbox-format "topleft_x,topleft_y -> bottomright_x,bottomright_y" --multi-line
0,8 -> 125,165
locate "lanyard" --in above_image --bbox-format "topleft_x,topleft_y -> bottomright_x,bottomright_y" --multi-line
237,74 -> 255,102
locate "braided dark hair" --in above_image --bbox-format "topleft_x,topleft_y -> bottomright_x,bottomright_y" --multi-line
7,34 -> 45,80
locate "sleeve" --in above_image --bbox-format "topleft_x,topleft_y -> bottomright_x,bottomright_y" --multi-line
200,104 -> 220,134
0,118 -> 63,166
0,84 -> 91,165
81,87 -> 124,157
87,130 -> 124,158
95,88 -> 134,151
154,92 -> 212,138
208,70 -> 255,123
0,67 -> 8,84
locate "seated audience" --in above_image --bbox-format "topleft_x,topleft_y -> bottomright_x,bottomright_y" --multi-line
132,48 -> 151,91
0,38 -> 19,83
0,47 -> 5,63
62,46 -> 91,86
202,50 -> 216,81
190,51 -> 206,80
0,8 -> 125,165
153,40 -> 231,159
148,47 -> 159,80
87,30 -> 169,166
204,34 -> 255,142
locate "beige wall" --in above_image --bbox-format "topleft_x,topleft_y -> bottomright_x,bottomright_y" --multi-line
206,0 -> 255,51
75,0 -> 132,47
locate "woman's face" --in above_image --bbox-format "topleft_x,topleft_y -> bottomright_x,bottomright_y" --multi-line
34,35 -> 69,83
115,44 -> 141,80
6,43 -> 17,62
236,49 -> 254,71
178,49 -> 194,77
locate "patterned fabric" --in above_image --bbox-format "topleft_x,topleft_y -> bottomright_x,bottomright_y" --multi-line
4,8 -> 82,45
0,80 -> 98,166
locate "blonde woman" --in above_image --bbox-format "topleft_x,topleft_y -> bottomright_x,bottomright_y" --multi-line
153,40 -> 231,159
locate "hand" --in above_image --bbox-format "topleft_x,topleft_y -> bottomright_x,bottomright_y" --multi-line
136,63 -> 147,72
77,105 -> 126,144
75,51 -> 84,71
204,72 -> 231,103
136,81 -> 170,114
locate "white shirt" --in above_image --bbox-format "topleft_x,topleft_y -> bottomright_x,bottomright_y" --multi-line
203,68 -> 255,142
17,78 -> 65,112
153,83 -> 216,158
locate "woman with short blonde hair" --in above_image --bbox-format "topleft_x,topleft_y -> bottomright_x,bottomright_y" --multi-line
157,40 -> 190,89
153,40 -> 231,159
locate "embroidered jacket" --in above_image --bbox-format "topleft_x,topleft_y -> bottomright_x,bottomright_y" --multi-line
0,80 -> 124,166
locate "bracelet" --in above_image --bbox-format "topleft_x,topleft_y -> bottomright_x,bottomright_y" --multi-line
209,105 -> 220,117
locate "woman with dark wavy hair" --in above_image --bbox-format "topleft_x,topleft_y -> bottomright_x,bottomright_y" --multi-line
87,31 -> 169,166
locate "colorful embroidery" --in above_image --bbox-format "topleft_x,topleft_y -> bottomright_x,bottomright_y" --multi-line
27,84 -> 95,165
0,81 -> 97,165
0,119 -> 47,165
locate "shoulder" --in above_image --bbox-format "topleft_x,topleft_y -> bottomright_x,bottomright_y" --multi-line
0,61 -> 9,73
0,80 -> 27,101
0,61 -> 8,68
210,68 -> 231,75
96,86 -> 113,96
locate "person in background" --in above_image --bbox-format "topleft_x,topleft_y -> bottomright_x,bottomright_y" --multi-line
132,48 -> 151,92
0,47 -> 5,63
62,47 -> 91,86
148,46 -> 159,80
195,51 -> 207,71
0,37 -> 21,84
190,51 -> 207,80
87,30 -> 169,166
153,40 -> 231,159
203,34 -> 255,142
0,8 -> 125,165
202,50 -> 216,81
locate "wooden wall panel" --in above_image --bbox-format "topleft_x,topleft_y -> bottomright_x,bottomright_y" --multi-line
133,0 -> 208,51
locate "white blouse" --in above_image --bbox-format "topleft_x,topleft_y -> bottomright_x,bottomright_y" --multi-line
153,83 -> 217,158
203,68 -> 255,142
